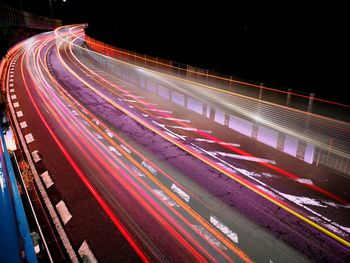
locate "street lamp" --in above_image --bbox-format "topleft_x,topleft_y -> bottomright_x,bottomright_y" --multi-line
48,0 -> 53,18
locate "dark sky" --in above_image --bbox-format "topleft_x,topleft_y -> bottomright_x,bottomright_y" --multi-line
2,0 -> 348,103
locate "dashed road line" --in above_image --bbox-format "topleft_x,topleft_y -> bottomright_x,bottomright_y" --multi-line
213,151 -> 276,165
20,121 -> 28,129
16,111 -> 23,117
40,171 -> 54,188
31,150 -> 41,163
56,200 -> 72,225
157,116 -> 191,123
78,240 -> 98,263
24,133 -> 34,144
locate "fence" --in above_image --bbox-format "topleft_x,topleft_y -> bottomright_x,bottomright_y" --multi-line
79,32 -> 350,177
84,34 -> 350,123
0,3 -> 62,30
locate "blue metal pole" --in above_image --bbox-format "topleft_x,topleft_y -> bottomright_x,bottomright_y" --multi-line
0,126 -> 37,263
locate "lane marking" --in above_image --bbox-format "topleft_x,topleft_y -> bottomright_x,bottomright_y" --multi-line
157,116 -> 191,123
167,125 -> 212,134
213,151 -> 276,165
148,108 -> 172,114
11,94 -> 17,100
154,189 -> 179,207
31,150 -> 41,163
210,215 -> 239,244
40,171 -> 54,189
125,94 -> 145,99
10,88 -> 15,93
120,144 -> 131,155
295,178 -> 314,185
171,184 -> 190,203
13,102 -> 20,108
16,111 -> 23,117
56,200 -> 72,225
24,133 -> 34,144
120,99 -> 137,103
108,146 -> 122,156
192,224 -> 227,251
20,121 -> 28,129
141,160 -> 157,175
195,138 -> 240,147
78,240 -> 98,263
105,129 -> 113,138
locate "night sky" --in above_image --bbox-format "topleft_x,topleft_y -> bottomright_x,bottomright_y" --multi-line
2,0 -> 349,103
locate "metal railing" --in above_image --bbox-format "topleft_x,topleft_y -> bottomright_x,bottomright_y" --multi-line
84,34 -> 350,123
0,3 -> 62,30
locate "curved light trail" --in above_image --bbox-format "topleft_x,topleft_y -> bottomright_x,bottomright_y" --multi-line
7,24 -> 350,262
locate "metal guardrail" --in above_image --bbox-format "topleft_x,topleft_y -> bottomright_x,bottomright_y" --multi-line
78,30 -> 350,177
84,34 -> 350,123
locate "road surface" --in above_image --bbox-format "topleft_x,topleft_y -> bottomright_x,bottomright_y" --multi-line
4,24 -> 350,262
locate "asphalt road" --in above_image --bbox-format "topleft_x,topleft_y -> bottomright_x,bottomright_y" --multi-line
5,25 -> 350,262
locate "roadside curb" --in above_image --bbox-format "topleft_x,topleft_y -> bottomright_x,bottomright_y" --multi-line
5,46 -> 79,263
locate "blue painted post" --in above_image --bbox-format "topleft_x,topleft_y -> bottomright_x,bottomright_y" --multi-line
0,126 -> 37,263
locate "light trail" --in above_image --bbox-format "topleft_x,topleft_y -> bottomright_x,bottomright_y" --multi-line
65,29 -> 349,206
55,25 -> 350,249
7,25 -> 349,262
20,29 -> 254,262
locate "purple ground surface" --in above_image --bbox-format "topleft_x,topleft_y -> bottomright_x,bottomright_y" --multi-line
49,44 -> 350,262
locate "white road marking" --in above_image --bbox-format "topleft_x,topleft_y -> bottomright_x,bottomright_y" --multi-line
13,102 -> 19,108
210,214 -> 239,243
194,138 -> 240,147
78,241 -> 98,263
11,95 -> 17,100
9,79 -> 14,82
83,120 -> 91,127
192,224 -> 227,250
121,99 -> 137,103
295,178 -> 314,185
16,111 -> 23,117
40,171 -> 54,188
20,121 -> 28,129
157,117 -> 191,123
31,150 -> 41,163
141,160 -> 157,175
148,108 -> 172,114
93,132 -> 103,140
131,165 -> 145,177
105,129 -> 113,138
108,146 -> 122,156
92,119 -> 100,125
9,83 -> 14,87
56,200 -> 72,225
152,120 -> 187,140
125,94 -> 145,99
10,88 -> 15,93
24,133 -> 34,144
213,151 -> 276,165
120,144 -> 131,154
154,189 -> 179,207
167,125 -> 212,134
171,184 -> 190,202
141,114 -> 149,118
279,193 -> 327,207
